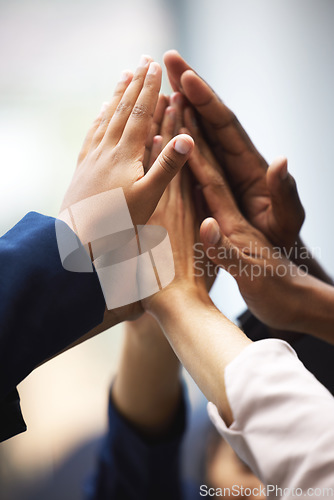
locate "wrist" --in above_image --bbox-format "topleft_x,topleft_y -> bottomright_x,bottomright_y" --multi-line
145,284 -> 212,320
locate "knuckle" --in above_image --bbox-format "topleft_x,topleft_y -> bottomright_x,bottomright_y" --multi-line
99,116 -> 109,128
131,72 -> 144,84
131,103 -> 151,119
143,78 -> 156,90
158,152 -> 176,175
115,101 -> 131,115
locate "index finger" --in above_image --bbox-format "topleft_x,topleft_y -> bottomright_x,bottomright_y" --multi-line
164,50 -> 268,180
119,62 -> 162,156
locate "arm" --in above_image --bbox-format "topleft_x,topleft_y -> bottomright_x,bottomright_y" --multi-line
0,56 -> 194,441
0,214 -> 106,437
112,316 -> 181,436
86,97 -> 192,500
111,93 -> 187,435
142,173 -> 334,496
86,317 -> 187,500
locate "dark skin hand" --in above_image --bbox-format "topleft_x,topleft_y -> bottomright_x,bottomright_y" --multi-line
164,50 -> 305,251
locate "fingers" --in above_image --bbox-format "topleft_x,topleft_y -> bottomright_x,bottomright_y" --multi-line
136,134 -> 194,212
77,102 -> 108,163
151,94 -> 169,138
182,121 -> 245,236
101,55 -> 154,147
163,49 -> 192,91
91,71 -> 133,148
165,49 -> 262,157
117,62 -> 162,156
147,135 -> 163,170
266,157 -> 305,230
170,92 -> 184,134
160,106 -> 177,147
144,94 -> 168,168
200,218 -> 239,275
180,70 -> 252,156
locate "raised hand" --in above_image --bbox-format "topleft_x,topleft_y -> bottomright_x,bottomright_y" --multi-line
60,55 -> 194,246
183,121 -> 334,342
164,50 -> 305,250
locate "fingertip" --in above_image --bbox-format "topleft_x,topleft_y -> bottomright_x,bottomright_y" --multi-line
119,70 -> 133,83
200,217 -> 221,246
166,105 -> 176,116
170,91 -> 184,107
173,134 -> 194,155
180,70 -> 211,106
268,156 -> 288,181
180,69 -> 198,87
147,61 -> 161,76
153,134 -> 163,145
163,49 -> 180,62
179,126 -> 191,136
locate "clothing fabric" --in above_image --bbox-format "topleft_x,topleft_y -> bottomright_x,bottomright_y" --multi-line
85,392 -> 199,500
208,339 -> 334,499
0,212 -> 105,442
238,309 -> 334,394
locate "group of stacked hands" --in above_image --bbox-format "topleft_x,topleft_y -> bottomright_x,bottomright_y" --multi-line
1,51 -> 334,499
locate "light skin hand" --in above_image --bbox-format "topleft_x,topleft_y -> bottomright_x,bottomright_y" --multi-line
54,58 -> 195,351
60,55 -> 194,236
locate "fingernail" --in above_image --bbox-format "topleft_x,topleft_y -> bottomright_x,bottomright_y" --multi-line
280,160 -> 288,180
206,221 -> 221,245
166,106 -> 176,117
119,70 -> 130,82
147,62 -> 159,75
171,92 -> 183,106
174,137 -> 192,155
139,54 -> 150,68
153,134 -> 163,144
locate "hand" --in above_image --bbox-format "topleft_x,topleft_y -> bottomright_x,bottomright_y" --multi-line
184,129 -> 312,332
59,55 -> 194,251
164,50 -> 305,250
142,106 -> 213,315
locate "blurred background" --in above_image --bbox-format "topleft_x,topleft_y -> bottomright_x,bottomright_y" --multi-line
1,0 -> 334,498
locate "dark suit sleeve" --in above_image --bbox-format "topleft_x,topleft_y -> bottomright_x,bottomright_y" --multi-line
85,390 -> 187,500
0,212 -> 105,441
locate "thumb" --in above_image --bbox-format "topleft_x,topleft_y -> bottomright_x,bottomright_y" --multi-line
138,133 -> 194,204
200,217 -> 240,275
266,157 -> 305,227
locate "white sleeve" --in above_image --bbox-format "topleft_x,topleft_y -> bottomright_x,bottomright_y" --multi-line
207,339 -> 334,499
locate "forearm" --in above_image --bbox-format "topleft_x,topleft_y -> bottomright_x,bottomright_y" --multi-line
0,213 -> 105,400
208,339 -> 334,496
112,319 -> 182,436
148,290 -> 251,426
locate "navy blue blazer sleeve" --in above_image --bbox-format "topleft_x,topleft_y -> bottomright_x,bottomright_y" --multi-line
0,212 -> 105,441
85,392 -> 187,500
